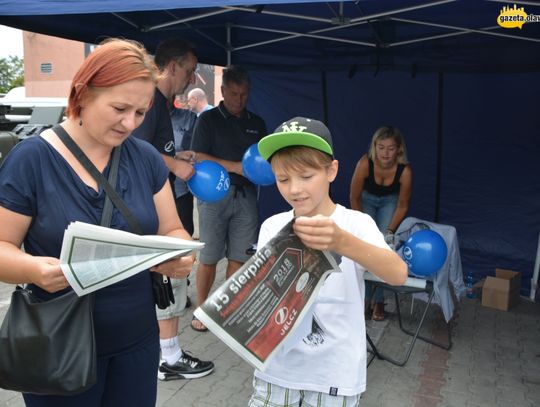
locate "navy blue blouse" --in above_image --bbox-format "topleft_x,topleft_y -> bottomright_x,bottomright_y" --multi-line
0,135 -> 168,356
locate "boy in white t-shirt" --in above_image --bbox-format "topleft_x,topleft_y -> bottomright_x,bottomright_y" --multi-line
249,117 -> 408,407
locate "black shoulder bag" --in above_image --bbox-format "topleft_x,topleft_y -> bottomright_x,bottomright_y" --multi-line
53,125 -> 174,309
0,286 -> 97,395
0,125 -> 136,394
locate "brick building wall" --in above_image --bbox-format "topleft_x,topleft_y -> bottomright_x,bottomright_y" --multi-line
22,32 -> 85,98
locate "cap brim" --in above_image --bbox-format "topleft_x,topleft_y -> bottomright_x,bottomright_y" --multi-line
258,131 -> 333,160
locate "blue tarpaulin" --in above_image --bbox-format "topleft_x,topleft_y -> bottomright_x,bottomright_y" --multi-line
1,0 -> 539,297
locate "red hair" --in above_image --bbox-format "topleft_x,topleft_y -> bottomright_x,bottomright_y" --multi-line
66,38 -> 160,118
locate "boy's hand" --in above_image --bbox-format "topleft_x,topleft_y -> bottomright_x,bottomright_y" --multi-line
293,215 -> 343,252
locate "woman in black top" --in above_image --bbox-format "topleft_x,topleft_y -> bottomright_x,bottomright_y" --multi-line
349,126 -> 412,321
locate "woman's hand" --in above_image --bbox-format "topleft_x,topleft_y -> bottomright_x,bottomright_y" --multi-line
29,256 -> 70,293
293,215 -> 344,252
150,253 -> 195,279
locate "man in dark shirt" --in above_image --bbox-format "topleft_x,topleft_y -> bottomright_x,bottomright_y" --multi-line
190,65 -> 267,332
171,95 -> 198,236
131,38 -> 214,381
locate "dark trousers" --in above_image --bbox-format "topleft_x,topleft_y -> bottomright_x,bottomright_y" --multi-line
175,192 -> 194,236
23,336 -> 159,407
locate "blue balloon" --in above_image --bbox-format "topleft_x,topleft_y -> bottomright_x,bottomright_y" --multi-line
242,143 -> 275,186
187,160 -> 230,202
401,230 -> 447,277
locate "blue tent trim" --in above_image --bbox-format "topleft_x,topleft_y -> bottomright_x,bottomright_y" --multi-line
1,1 -> 539,72
1,0 -> 539,298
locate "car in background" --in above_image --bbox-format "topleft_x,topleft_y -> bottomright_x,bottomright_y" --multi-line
0,87 -> 66,164
0,86 -> 66,127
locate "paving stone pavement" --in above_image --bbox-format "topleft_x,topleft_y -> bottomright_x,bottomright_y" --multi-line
1,266 -> 539,407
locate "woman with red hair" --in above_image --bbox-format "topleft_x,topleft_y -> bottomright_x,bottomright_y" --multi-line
0,39 -> 194,406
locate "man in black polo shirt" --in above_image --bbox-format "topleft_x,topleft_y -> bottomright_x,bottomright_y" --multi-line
131,38 -> 214,381
190,65 -> 267,332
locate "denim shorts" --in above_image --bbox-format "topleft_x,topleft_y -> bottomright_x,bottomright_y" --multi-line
155,277 -> 188,319
197,184 -> 259,265
362,191 -> 398,302
361,191 -> 398,232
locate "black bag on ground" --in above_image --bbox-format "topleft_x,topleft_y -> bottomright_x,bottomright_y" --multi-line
0,287 -> 96,395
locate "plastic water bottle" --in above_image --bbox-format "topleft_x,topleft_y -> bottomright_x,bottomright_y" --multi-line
466,272 -> 475,298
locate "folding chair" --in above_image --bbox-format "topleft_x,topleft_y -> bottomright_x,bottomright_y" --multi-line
366,217 -> 462,367
366,277 -> 451,366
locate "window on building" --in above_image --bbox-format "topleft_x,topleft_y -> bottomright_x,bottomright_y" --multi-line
40,63 -> 53,74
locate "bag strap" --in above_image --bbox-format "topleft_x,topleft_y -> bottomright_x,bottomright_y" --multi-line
53,125 -> 143,234
99,146 -> 121,228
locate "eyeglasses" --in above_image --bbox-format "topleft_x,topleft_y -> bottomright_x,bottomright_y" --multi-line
176,59 -> 198,78
185,67 -> 197,78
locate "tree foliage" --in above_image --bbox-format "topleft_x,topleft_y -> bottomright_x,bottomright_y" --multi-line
0,56 -> 24,94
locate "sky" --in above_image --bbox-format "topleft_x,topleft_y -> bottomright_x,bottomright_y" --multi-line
0,25 -> 24,59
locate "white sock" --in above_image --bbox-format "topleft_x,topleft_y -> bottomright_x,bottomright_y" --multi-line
160,337 -> 183,365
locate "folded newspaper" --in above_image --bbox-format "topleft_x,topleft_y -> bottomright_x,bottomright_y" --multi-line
60,222 -> 204,296
194,220 -> 340,371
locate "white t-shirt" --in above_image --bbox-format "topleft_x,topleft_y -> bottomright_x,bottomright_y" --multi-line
254,204 -> 388,396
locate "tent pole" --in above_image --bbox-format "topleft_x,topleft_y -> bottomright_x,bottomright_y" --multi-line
529,232 -> 540,302
435,72 -> 444,222
226,23 -> 232,65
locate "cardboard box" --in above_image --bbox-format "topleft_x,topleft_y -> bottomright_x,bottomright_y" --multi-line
481,269 -> 521,311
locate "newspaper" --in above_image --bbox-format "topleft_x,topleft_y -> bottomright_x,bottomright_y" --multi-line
60,222 -> 204,296
194,220 -> 340,371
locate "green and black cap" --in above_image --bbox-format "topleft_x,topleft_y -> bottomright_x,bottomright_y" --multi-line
258,117 -> 333,161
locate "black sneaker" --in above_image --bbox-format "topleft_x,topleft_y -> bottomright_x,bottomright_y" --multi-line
158,352 -> 214,380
